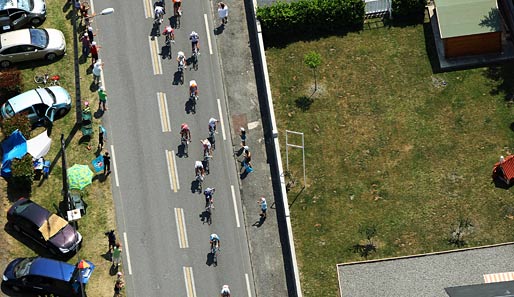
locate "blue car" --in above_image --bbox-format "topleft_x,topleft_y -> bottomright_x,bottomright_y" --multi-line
2,257 -> 95,296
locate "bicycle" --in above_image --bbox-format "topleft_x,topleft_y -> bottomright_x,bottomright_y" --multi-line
34,73 -> 60,86
195,173 -> 204,192
208,130 -> 216,152
190,48 -> 199,71
177,59 -> 185,85
175,7 -> 182,29
203,151 -> 211,175
181,135 -> 189,157
205,199 -> 213,225
211,244 -> 219,266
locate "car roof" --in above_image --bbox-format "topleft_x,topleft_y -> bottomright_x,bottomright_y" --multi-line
7,86 -> 62,113
29,257 -> 75,281
11,198 -> 51,228
0,27 -> 31,47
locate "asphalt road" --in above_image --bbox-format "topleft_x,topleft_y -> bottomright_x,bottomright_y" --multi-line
91,0 -> 256,295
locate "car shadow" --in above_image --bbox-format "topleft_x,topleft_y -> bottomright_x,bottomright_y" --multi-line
1,282 -> 43,297
3,55 -> 65,71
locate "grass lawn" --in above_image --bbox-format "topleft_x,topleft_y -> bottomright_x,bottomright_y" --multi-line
0,0 -> 117,296
265,19 -> 514,297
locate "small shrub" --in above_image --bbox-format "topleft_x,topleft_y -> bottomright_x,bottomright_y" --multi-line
0,68 -> 22,105
351,224 -> 378,258
1,114 -> 31,140
392,0 -> 426,20
9,154 -> 34,193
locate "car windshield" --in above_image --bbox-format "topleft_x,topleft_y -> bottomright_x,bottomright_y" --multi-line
0,0 -> 33,11
3,102 -> 15,117
44,87 -> 56,104
17,0 -> 33,10
13,257 -> 34,278
29,28 -> 48,48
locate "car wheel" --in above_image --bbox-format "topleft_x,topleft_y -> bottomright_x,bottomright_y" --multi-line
11,285 -> 21,292
30,18 -> 42,26
57,108 -> 70,118
0,60 -> 11,68
45,53 -> 57,61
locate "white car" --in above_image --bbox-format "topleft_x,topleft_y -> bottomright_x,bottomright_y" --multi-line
0,86 -> 71,126
0,0 -> 46,28
0,28 -> 66,68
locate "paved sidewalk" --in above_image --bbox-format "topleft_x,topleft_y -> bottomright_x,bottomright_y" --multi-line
210,0 -> 290,296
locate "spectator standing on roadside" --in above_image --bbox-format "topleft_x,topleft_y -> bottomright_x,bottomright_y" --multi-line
114,278 -> 125,297
98,86 -> 108,111
258,197 -> 267,218
107,230 -> 116,252
80,33 -> 90,57
98,126 -> 106,150
92,60 -> 103,85
112,242 -> 122,268
103,151 -> 111,175
217,2 -> 228,25
239,127 -> 247,147
86,26 -> 95,42
90,41 -> 100,65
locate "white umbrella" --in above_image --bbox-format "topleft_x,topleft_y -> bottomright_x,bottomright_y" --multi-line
27,130 -> 51,159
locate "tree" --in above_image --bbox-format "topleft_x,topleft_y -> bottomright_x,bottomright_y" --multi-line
303,51 -> 322,94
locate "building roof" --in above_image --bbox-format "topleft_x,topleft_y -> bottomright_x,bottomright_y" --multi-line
436,0 -> 501,39
493,154 -> 514,180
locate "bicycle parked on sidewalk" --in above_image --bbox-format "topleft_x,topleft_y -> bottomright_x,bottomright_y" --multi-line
34,73 -> 60,86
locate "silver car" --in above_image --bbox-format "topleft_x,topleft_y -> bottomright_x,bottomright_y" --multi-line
0,0 -> 46,27
0,86 -> 72,126
0,28 -> 65,68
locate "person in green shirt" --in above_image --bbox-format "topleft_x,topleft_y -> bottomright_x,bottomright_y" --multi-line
112,242 -> 122,268
98,87 -> 108,111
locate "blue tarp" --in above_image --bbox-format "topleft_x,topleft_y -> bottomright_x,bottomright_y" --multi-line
1,130 -> 28,177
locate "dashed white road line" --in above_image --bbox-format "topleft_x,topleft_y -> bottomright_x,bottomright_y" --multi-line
110,145 -> 119,187
157,92 -> 171,132
123,232 -> 133,275
217,99 -> 226,141
204,14 -> 213,55
245,273 -> 252,297
231,185 -> 240,228
183,266 -> 197,297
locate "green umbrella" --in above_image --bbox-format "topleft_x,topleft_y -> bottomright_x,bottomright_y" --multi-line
68,164 -> 94,190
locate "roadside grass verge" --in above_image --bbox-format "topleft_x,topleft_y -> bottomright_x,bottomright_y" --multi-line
266,22 -> 514,296
0,0 -> 116,295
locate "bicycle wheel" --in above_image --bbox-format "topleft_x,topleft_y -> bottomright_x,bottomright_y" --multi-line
51,79 -> 60,86
34,75 -> 45,84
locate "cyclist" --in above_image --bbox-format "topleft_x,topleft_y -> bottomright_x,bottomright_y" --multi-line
204,187 -> 215,207
173,0 -> 182,16
180,123 -> 191,142
189,31 -> 200,53
154,4 -> 165,23
162,25 -> 175,44
210,233 -> 220,251
208,118 -> 219,134
220,285 -> 231,297
177,51 -> 186,67
195,160 -> 205,179
189,80 -> 198,99
201,139 -> 212,156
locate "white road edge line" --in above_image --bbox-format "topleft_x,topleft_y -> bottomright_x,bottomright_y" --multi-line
231,185 -> 240,228
110,145 -> 119,187
217,99 -> 226,141
204,14 -> 213,55
166,150 -> 174,192
172,150 -> 180,190
123,232 -> 133,275
245,273 -> 252,297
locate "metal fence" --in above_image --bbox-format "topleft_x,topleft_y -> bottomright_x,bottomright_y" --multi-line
364,0 -> 391,17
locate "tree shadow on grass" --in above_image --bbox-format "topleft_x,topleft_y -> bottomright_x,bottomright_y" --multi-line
483,62 -> 514,100
295,96 -> 314,111
350,243 -> 376,259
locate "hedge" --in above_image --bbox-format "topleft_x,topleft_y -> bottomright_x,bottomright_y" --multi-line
392,0 -> 426,19
256,0 -> 365,41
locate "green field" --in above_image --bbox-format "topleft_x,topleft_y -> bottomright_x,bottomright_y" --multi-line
0,0 -> 117,296
266,21 -> 514,296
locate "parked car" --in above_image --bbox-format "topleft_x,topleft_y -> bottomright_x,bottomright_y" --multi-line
0,28 -> 65,68
7,198 -> 82,255
2,257 -> 95,296
0,86 -> 71,126
0,0 -> 46,28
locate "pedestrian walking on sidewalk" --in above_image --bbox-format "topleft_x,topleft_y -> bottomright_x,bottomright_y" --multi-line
112,242 -> 122,268
239,127 -> 247,147
217,2 -> 228,25
98,86 -> 108,110
258,197 -> 267,218
80,33 -> 90,57
103,151 -> 111,175
240,146 -> 252,172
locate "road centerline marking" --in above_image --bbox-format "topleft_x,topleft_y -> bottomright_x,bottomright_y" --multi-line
172,150 -> 180,190
157,92 -> 171,132
231,185 -> 240,228
123,232 -> 133,275
203,14 -> 213,55
183,267 -> 197,297
175,208 -> 189,248
166,150 -> 178,192
217,99 -> 226,141
245,273 -> 252,297
144,0 -> 152,18
148,36 -> 163,75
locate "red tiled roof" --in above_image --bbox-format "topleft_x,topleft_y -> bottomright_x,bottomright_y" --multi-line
494,155 -> 514,180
